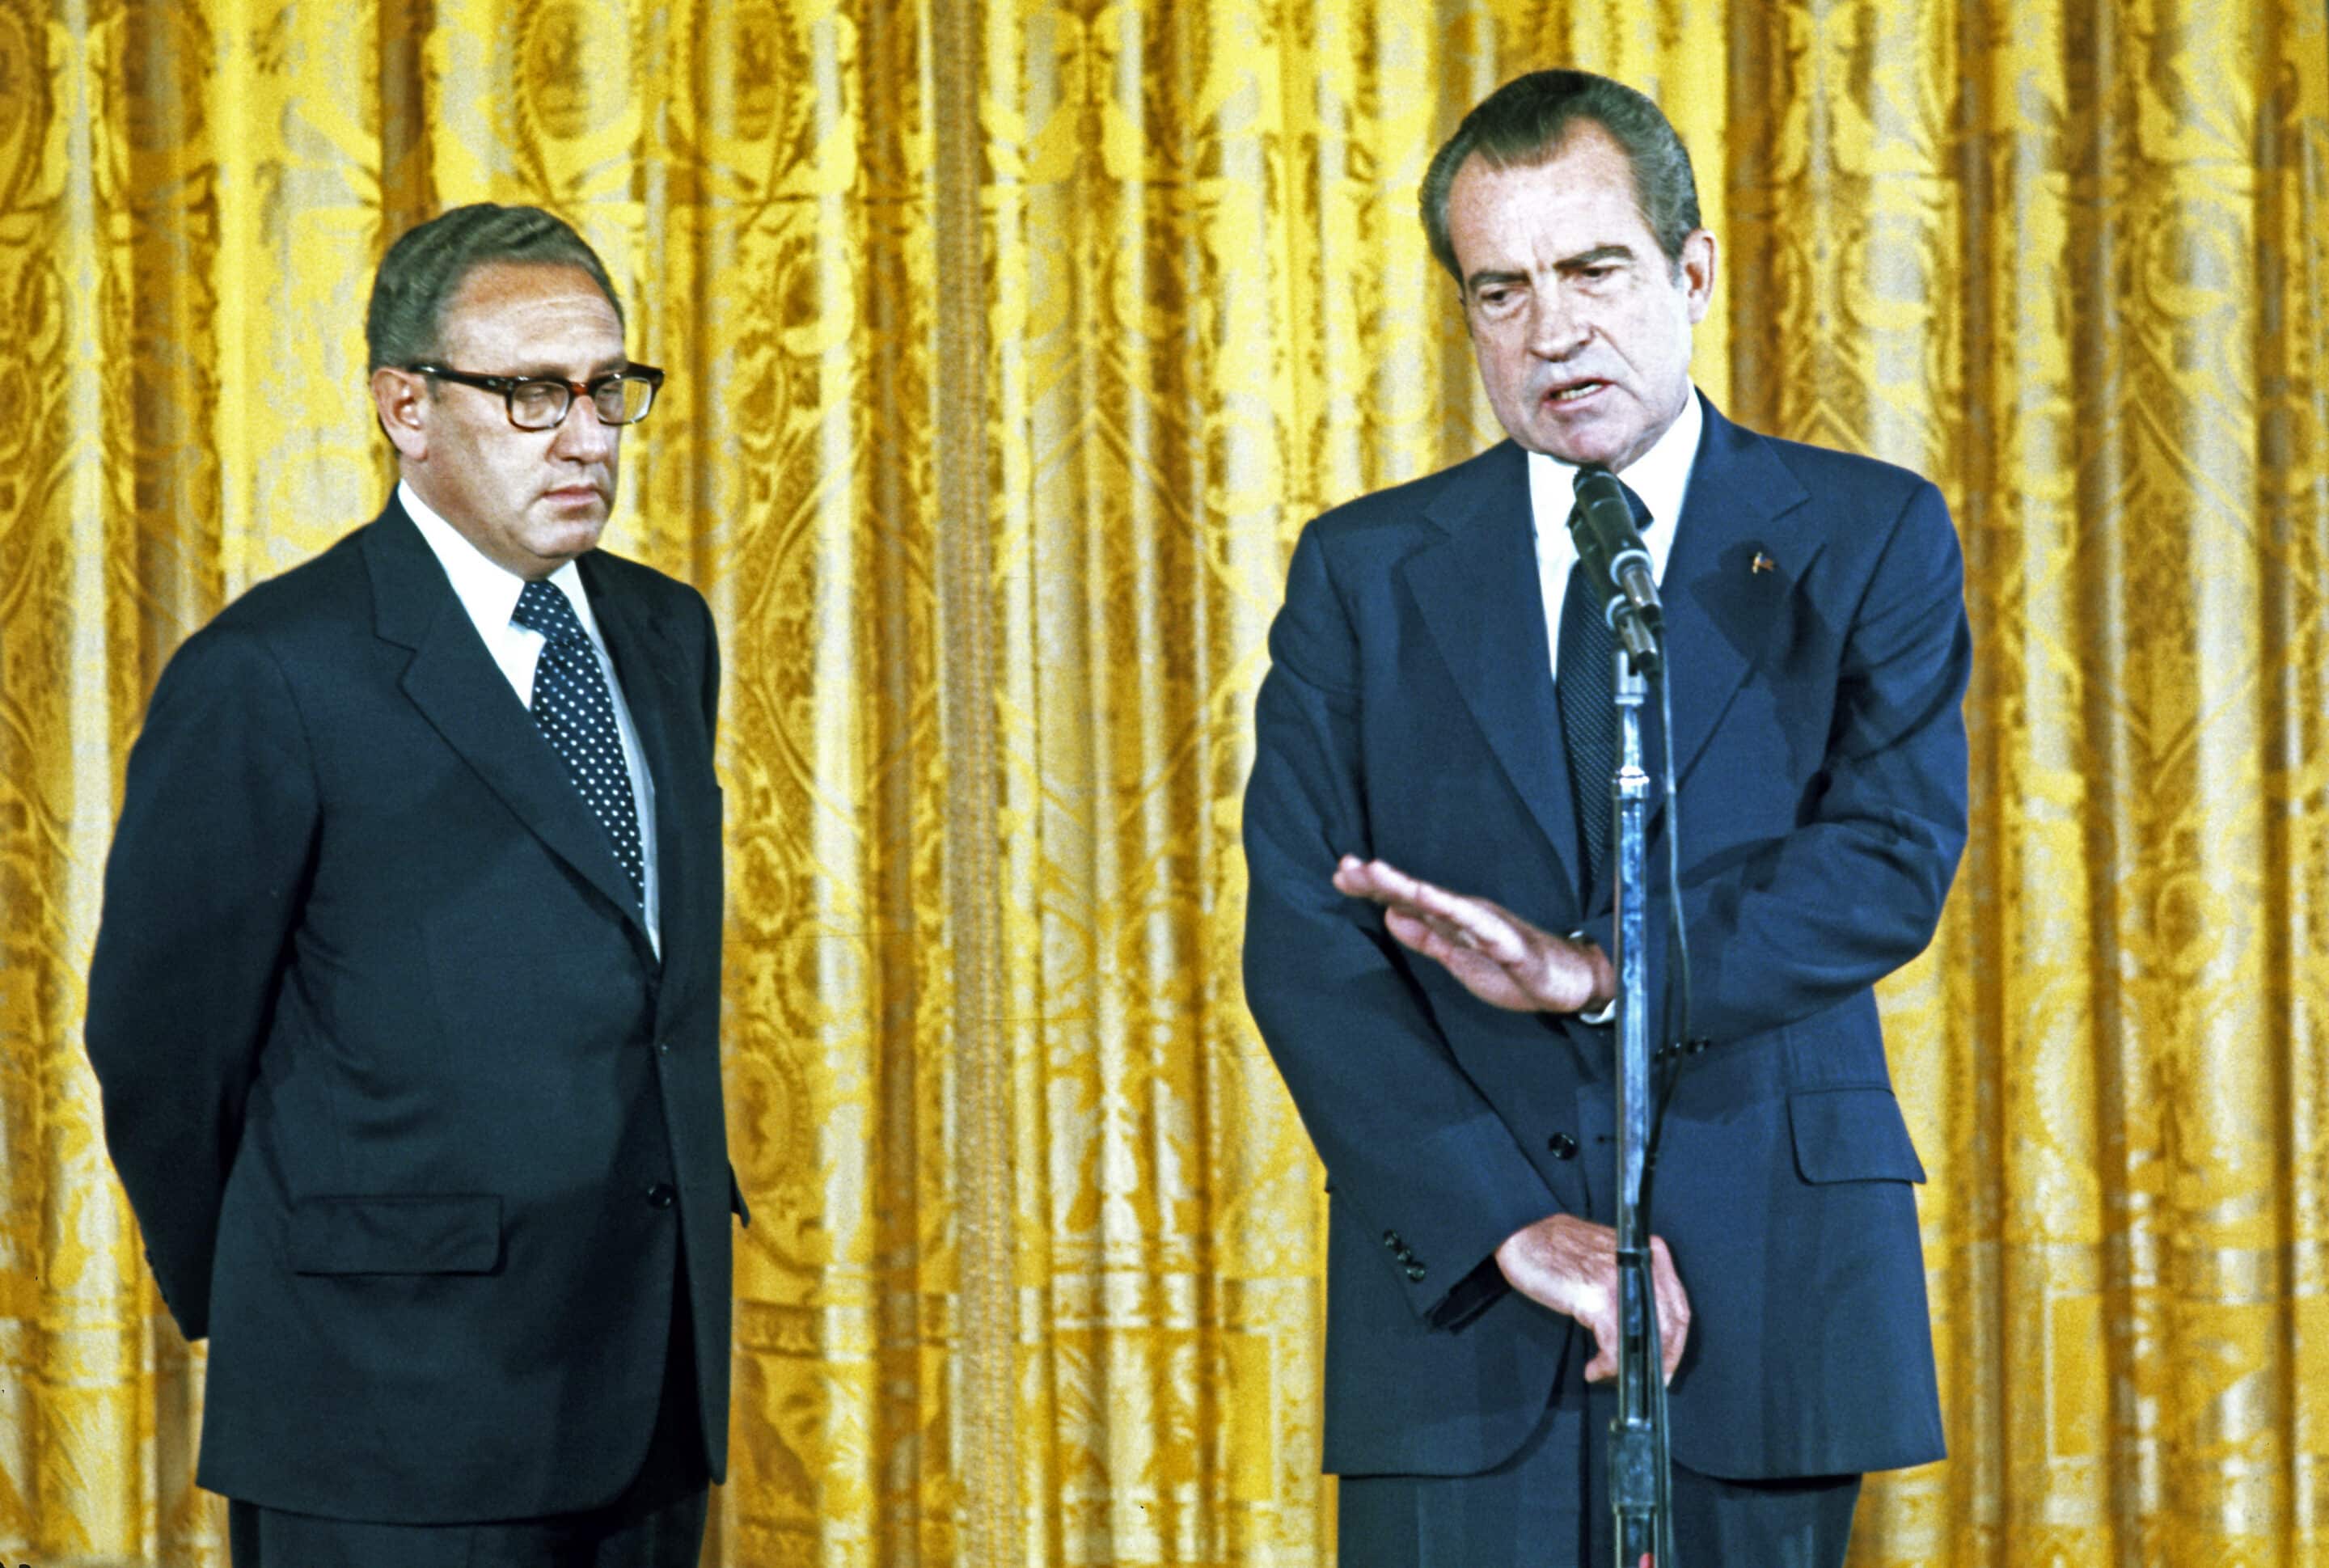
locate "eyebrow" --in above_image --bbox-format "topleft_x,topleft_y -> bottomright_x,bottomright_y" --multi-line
1464,243 -> 1638,294
1558,243 -> 1635,272
501,357 -> 631,380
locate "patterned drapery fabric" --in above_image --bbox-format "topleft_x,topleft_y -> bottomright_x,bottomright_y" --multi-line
2,2 -> 2325,1565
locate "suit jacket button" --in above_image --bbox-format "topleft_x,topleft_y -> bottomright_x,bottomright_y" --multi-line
645,1181 -> 678,1210
1547,1132 -> 1579,1160
1382,1231 -> 1401,1250
1403,1263 -> 1427,1282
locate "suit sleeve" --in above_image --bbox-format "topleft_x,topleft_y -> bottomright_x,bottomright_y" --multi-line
1242,526 -> 1560,1326
1581,479 -> 1972,1044
691,584 -> 751,1229
696,586 -> 721,741
84,624 -> 320,1340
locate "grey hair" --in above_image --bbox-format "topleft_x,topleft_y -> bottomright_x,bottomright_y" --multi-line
365,203 -> 623,372
1419,70 -> 1701,282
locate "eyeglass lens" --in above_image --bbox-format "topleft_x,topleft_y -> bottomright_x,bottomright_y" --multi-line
509,375 -> 657,429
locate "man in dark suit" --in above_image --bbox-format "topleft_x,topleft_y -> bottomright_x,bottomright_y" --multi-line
85,204 -> 742,1566
1241,72 -> 1969,1566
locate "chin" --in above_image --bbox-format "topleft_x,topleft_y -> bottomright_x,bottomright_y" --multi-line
529,521 -> 607,563
537,497 -> 610,529
1503,406 -> 1623,470
1542,426 -> 1647,472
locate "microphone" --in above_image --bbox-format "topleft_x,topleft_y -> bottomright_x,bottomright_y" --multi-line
1568,466 -> 1664,676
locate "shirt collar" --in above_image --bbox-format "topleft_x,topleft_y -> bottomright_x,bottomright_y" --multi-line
399,480 -> 595,637
1523,386 -> 1705,539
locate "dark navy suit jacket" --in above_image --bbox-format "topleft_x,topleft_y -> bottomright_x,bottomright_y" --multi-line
1241,398 -> 1968,1481
86,499 -> 742,1521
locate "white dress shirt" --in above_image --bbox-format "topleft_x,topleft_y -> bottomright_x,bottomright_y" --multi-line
1526,387 -> 1701,683
401,481 -> 662,955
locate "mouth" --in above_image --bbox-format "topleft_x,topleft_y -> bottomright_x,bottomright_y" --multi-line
541,483 -> 609,507
1541,378 -> 1611,407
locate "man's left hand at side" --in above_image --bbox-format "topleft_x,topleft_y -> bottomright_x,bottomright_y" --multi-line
1333,855 -> 1615,1015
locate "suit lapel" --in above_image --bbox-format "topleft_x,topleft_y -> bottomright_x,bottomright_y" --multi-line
363,503 -> 653,946
1398,406 -> 1824,922
1655,400 -> 1823,793
1399,443 -> 1585,905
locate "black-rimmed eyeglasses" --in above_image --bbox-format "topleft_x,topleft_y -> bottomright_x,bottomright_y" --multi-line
404,363 -> 666,430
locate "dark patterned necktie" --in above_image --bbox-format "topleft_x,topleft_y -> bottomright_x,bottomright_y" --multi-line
512,578 -> 645,905
1555,479 -> 1652,906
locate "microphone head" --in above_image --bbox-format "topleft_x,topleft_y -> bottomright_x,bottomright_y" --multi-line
1568,465 -> 1643,558
1570,465 -> 1634,528
1566,463 -> 1664,642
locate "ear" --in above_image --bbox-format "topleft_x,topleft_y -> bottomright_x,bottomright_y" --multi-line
370,367 -> 430,461
1678,229 -> 1717,326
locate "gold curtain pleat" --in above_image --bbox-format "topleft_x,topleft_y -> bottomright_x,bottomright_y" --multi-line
2,2 -> 2327,1564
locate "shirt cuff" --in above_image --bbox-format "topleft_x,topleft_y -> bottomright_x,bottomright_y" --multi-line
1568,930 -> 1616,1025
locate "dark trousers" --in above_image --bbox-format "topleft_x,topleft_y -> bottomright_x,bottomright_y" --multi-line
229,1270 -> 709,1568
1337,1376 -> 1861,1568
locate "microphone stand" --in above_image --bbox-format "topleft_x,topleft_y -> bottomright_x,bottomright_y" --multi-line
1607,644 -> 1675,1566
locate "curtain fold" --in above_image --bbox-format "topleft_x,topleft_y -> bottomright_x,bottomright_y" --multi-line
2,2 -> 2325,1563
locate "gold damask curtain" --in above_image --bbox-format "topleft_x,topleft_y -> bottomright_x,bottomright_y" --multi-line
2,1 -> 2325,1564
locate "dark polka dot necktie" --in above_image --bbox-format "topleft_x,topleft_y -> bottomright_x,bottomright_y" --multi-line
512,578 -> 645,905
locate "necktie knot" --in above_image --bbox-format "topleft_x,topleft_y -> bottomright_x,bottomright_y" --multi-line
513,578 -> 590,648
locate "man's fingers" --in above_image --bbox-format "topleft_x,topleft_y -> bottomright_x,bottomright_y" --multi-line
1334,855 -> 1428,905
1581,1304 -> 1621,1382
1337,859 -> 1517,952
1383,889 -> 1548,987
1336,862 -> 1571,1003
1384,907 -> 1474,962
1384,913 -> 1532,1011
1381,908 -> 1447,960
1658,1293 -> 1690,1382
1386,876 -> 1521,944
1423,903 -> 1534,968
1568,1277 -> 1621,1383
1650,1236 -> 1692,1384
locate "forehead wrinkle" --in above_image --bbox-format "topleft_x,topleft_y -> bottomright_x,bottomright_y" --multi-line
1485,125 -> 1656,227
1453,127 -> 1663,253
441,318 -> 624,379
436,264 -> 623,361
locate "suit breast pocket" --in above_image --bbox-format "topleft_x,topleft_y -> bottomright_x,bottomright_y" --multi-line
288,1194 -> 503,1275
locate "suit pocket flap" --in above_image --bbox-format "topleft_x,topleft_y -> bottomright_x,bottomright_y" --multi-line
1789,1088 -> 1926,1186
290,1194 -> 502,1275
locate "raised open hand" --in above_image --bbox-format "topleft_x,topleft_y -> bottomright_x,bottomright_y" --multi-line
1332,855 -> 1613,1015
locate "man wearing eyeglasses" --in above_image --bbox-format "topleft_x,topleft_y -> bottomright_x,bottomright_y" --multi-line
84,204 -> 738,1566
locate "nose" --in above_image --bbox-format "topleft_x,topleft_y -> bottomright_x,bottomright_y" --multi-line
1525,286 -> 1589,360
548,392 -> 618,459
